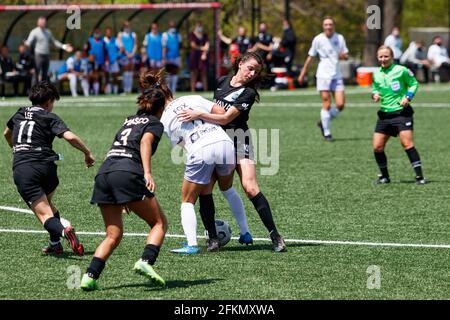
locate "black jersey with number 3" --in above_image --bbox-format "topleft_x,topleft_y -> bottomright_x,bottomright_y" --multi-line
7,106 -> 69,169
213,75 -> 257,131
97,113 -> 164,176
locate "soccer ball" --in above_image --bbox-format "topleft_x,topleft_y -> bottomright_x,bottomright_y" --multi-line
205,219 -> 232,247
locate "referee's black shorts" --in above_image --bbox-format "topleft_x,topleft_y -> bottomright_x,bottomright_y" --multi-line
375,106 -> 414,137
91,171 -> 154,205
13,162 -> 59,206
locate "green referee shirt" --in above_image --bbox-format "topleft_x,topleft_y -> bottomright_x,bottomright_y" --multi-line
372,64 -> 419,113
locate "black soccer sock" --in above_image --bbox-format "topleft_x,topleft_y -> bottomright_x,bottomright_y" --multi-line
405,147 -> 424,177
374,151 -> 389,178
43,217 -> 65,243
49,211 -> 61,242
199,194 -> 217,238
250,192 -> 278,235
87,257 -> 106,280
141,244 -> 160,265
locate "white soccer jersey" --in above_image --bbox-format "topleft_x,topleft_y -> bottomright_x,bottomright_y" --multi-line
160,95 -> 232,155
308,32 -> 348,80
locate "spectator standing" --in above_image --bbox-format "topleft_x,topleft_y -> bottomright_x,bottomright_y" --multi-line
104,27 -> 121,94
280,20 -> 297,71
25,16 -> 73,82
16,44 -> 35,95
250,23 -> 273,68
384,27 -> 403,64
189,22 -> 209,92
162,20 -> 182,93
143,23 -> 163,70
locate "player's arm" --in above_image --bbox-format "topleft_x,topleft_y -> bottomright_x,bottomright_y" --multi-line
217,30 -> 232,45
371,74 -> 381,102
140,132 -> 156,192
62,131 -> 95,167
3,127 -> 13,148
177,105 -> 240,126
401,68 -> 419,106
298,55 -> 314,84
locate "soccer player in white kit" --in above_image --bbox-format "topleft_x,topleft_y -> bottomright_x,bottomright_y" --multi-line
145,71 -> 242,254
298,17 -> 349,142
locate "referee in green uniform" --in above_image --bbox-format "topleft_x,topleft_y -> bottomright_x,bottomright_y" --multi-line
371,45 -> 426,185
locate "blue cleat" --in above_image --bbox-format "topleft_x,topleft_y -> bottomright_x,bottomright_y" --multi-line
238,232 -> 254,245
170,245 -> 200,254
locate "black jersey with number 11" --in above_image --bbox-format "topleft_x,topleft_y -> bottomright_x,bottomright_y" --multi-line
97,114 -> 164,176
7,106 -> 69,169
213,75 -> 257,131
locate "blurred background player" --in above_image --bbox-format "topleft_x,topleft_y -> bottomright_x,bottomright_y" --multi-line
3,81 -> 94,256
218,26 -> 252,65
250,23 -> 273,70
189,22 -> 209,92
372,46 -> 425,185
384,27 -> 403,65
104,27 -> 121,95
15,44 -> 35,96
57,50 -> 89,97
298,16 -> 349,142
400,40 -> 430,83
86,28 -> 107,95
427,36 -> 450,82
0,45 -> 20,97
118,21 -> 138,94
25,16 -> 73,83
162,20 -> 182,93
81,71 -> 167,291
143,23 -> 163,71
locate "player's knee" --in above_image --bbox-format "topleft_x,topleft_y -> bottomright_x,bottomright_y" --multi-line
402,142 -> 414,150
106,232 -> 122,249
242,181 -> 259,198
373,145 -> 385,153
336,103 -> 345,111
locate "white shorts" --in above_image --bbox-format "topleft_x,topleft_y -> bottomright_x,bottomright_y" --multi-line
316,78 -> 345,92
149,60 -> 163,69
108,61 -> 120,73
184,140 -> 235,185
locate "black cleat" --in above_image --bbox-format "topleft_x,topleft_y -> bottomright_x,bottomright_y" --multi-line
207,237 -> 220,252
416,176 -> 427,185
324,135 -> 334,142
42,242 -> 63,255
374,175 -> 391,185
317,120 -> 325,137
270,232 -> 287,253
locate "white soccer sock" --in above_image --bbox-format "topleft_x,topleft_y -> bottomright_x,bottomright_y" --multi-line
81,79 -> 89,96
122,73 -> 127,92
171,75 -> 178,93
222,187 -> 249,235
181,202 -> 197,246
329,106 -> 340,119
93,82 -> 100,95
68,74 -> 77,97
113,84 -> 119,94
320,109 -> 332,136
127,72 -> 134,93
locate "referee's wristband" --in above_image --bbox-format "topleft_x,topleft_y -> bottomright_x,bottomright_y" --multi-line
405,92 -> 414,101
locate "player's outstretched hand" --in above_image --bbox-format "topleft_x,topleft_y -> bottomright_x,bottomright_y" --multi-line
144,173 -> 155,193
85,152 -> 96,168
177,109 -> 202,122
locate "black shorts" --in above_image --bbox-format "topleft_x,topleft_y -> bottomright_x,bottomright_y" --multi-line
13,162 -> 59,206
91,171 -> 154,205
230,130 -> 254,162
375,106 -> 414,137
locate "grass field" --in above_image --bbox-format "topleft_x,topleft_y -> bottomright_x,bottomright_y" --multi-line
0,84 -> 450,300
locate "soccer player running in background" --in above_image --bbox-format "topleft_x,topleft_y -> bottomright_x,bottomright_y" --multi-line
178,52 -> 287,253
371,46 -> 425,185
297,16 -> 349,142
81,71 -> 168,291
3,81 -> 95,256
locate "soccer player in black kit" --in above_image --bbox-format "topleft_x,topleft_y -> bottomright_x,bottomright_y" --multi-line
3,81 -> 94,256
81,71 -> 168,291
178,52 -> 287,252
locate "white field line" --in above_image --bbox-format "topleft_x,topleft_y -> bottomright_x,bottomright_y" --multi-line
1,206 -> 450,249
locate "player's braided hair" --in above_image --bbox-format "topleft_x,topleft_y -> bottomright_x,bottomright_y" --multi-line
232,51 -> 267,103
137,68 -> 172,116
